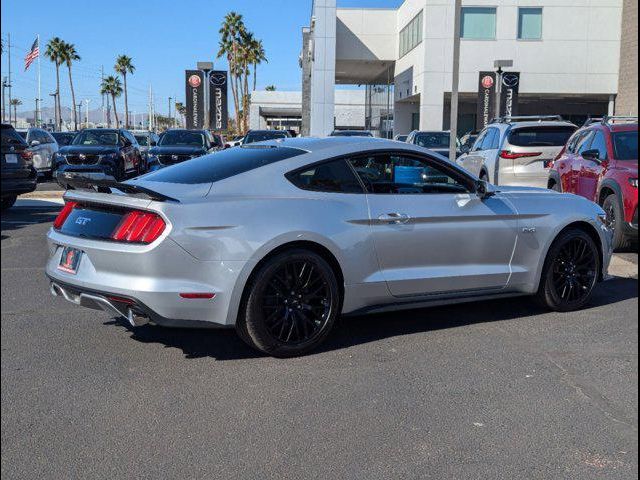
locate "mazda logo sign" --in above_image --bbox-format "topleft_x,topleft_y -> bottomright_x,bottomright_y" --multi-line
502,73 -> 519,88
210,72 -> 227,86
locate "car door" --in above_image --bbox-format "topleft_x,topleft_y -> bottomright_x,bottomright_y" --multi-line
573,130 -> 596,196
555,131 -> 582,192
579,130 -> 608,202
348,152 -> 519,297
457,129 -> 488,176
42,130 -> 58,168
120,132 -> 136,173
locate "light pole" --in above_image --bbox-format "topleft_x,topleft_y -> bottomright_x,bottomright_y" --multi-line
84,99 -> 91,128
168,96 -> 172,128
49,91 -> 59,130
449,0 -> 463,162
494,60 -> 513,120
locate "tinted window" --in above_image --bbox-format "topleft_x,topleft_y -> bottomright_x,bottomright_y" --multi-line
461,7 -> 497,40
414,132 -> 450,149
518,7 -> 543,40
330,131 -> 374,137
508,126 -> 576,147
287,159 -> 363,193
244,131 -> 288,144
134,135 -> 149,146
141,146 -> 306,184
480,129 -> 499,150
159,131 -> 205,147
612,130 -> 638,161
590,131 -> 609,160
577,131 -> 595,155
348,154 -> 470,195
73,130 -> 119,146
472,130 -> 488,152
1,126 -> 27,147
566,132 -> 583,154
52,132 -> 76,146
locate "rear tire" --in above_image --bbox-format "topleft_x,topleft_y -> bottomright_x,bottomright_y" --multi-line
237,249 -> 340,357
480,171 -> 489,182
1,195 -> 17,211
536,228 -> 600,312
603,194 -> 631,251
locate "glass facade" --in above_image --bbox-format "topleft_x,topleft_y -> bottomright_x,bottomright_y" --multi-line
518,8 -> 543,40
399,11 -> 423,57
461,7 -> 497,40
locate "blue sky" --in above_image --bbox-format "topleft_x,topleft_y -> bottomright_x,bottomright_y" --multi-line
1,0 -> 403,115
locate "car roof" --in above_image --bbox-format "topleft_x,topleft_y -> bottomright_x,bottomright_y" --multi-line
251,136 -> 416,153
497,121 -> 577,130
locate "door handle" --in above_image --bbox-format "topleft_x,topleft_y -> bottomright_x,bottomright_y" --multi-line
378,213 -> 411,225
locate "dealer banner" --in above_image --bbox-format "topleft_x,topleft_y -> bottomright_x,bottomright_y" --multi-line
209,70 -> 229,131
185,70 -> 205,129
476,72 -> 497,130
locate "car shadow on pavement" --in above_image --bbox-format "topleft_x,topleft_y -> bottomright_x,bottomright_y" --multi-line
105,277 -> 638,361
0,202 -> 60,240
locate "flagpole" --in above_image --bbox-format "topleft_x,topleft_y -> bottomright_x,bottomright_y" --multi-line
37,34 -> 41,127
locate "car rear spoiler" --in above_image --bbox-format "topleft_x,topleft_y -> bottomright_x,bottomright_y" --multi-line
57,173 -> 179,203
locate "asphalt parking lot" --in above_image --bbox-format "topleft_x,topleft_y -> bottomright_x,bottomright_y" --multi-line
1,195 -> 638,480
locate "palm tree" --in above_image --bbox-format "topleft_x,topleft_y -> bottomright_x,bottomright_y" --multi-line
218,12 -> 246,133
100,76 -> 123,128
114,55 -> 135,129
10,98 -> 22,126
59,42 -> 80,131
44,37 -> 65,130
251,39 -> 267,92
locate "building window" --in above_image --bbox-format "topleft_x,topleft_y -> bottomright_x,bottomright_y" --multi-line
461,7 -> 497,40
518,7 -> 542,40
399,11 -> 423,58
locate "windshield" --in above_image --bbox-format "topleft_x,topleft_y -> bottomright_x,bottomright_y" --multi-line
17,131 -> 27,139
72,130 -> 119,146
244,131 -> 287,144
612,130 -> 638,161
508,126 -> 576,147
414,132 -> 451,149
141,146 -> 306,184
134,135 -> 149,146
159,131 -> 205,147
52,133 -> 76,146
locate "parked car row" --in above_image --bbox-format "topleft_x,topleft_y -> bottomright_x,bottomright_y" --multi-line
1,124 -> 38,210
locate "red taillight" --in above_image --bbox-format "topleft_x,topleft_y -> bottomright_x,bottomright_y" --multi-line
53,201 -> 78,230
20,150 -> 33,161
111,210 -> 166,244
499,150 -> 542,160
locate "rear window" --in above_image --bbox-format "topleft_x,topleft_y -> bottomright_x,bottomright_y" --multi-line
1,126 -> 27,147
508,126 -> 576,147
140,146 -> 306,184
244,131 -> 288,144
612,130 -> 638,161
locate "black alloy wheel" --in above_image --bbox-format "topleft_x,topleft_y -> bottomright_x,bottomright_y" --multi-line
537,229 -> 600,312
238,249 -> 340,357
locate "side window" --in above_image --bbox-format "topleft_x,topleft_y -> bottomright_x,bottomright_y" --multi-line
472,130 -> 488,152
489,128 -> 502,149
287,159 -> 364,194
44,131 -> 55,144
577,131 -> 595,155
482,128 -> 499,150
348,153 -> 471,195
566,132 -> 582,154
590,131 -> 609,160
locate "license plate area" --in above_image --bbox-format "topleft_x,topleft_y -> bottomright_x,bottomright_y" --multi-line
4,153 -> 18,164
58,246 -> 82,274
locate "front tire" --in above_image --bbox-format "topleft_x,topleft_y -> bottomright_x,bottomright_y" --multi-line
237,249 -> 340,357
536,228 -> 600,312
603,194 -> 631,251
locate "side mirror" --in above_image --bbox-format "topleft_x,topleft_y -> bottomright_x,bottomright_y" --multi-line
30,140 -> 41,147
459,145 -> 470,155
582,149 -> 601,162
150,141 -> 157,147
474,179 -> 494,200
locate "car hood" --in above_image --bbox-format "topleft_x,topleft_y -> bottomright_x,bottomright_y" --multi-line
495,185 -> 553,195
148,146 -> 206,156
59,145 -> 119,155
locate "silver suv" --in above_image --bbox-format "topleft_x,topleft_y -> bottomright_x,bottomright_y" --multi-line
16,127 -> 59,177
456,116 -> 577,188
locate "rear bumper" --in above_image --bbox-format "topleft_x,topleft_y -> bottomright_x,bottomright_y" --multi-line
1,170 -> 38,197
45,229 -> 250,327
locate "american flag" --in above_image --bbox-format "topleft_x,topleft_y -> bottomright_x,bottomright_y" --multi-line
24,37 -> 39,71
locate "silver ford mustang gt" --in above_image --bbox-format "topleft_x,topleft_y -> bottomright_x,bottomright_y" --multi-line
46,137 -> 613,357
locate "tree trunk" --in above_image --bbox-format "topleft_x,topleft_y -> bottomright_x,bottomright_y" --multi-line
253,63 -> 257,92
68,65 -> 78,131
123,74 -> 129,129
111,95 -> 119,127
55,64 -> 62,130
243,70 -> 250,132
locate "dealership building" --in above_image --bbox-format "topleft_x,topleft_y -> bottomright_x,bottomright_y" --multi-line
292,0 -> 627,137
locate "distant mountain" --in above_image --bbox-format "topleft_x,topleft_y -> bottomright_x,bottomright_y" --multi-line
16,106 -> 150,126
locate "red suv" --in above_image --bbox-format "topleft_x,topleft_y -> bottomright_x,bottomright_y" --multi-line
549,117 -> 638,249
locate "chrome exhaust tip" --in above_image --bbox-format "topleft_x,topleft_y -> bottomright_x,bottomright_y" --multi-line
50,283 -> 61,297
126,308 -> 149,327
